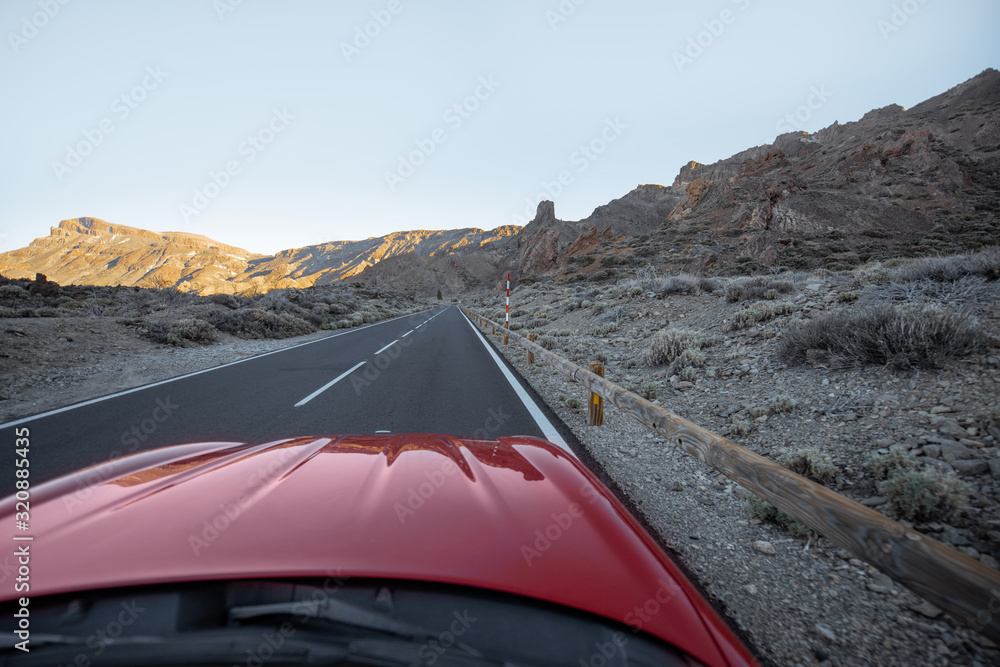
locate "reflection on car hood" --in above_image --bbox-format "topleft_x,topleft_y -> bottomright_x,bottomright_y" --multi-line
2,434 -> 750,666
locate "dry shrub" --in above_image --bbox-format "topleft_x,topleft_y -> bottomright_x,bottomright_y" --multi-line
730,301 -> 796,329
779,303 -> 985,369
779,449 -> 836,484
880,469 -> 968,522
726,276 -> 794,302
209,308 -> 315,339
891,246 -> 1000,283
641,328 -> 715,366
633,271 -> 723,297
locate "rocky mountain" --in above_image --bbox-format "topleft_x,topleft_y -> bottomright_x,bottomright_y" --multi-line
512,68 -> 999,281
3,70 -> 996,294
0,218 -> 519,295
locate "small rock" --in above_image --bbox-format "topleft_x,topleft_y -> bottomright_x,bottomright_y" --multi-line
940,441 -> 975,463
743,584 -> 758,595
941,525 -> 970,547
922,444 -> 942,459
936,418 -> 971,440
918,457 -> 955,474
867,573 -> 896,594
753,540 -> 776,555
860,496 -> 888,507
930,405 -> 954,414
952,459 -> 989,476
910,600 -> 943,619
815,623 -> 836,643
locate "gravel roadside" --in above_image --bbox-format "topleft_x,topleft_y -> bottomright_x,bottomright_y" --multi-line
467,286 -> 1000,667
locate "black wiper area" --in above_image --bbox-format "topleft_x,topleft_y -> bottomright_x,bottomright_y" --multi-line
229,598 -> 431,639
0,629 -> 349,666
0,579 -> 699,666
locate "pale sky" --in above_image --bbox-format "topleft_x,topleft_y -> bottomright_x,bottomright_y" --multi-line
1,0 -> 997,255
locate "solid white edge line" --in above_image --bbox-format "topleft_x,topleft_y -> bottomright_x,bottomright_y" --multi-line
374,340 -> 398,355
0,308 -> 437,430
458,310 -> 573,457
294,360 -> 367,407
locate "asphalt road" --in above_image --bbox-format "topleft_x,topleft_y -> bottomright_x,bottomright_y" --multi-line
0,305 -> 576,496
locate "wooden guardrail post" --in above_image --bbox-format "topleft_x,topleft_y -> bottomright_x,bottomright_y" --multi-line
465,310 -> 1000,642
527,334 -> 535,365
588,361 -> 604,426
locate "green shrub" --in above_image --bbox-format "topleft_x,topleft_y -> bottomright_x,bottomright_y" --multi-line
779,449 -> 836,484
879,468 -> 968,522
769,395 -> 796,414
672,347 -> 706,370
566,397 -> 581,409
865,449 -> 919,481
677,366 -> 698,381
639,381 -> 657,400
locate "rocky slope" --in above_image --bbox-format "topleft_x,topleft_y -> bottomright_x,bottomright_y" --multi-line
0,218 -> 518,295
510,68 -> 1000,282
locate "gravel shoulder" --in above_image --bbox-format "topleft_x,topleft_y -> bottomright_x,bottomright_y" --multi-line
468,274 -> 1000,667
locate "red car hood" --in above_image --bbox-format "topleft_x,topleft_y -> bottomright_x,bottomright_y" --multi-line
2,435 -> 752,666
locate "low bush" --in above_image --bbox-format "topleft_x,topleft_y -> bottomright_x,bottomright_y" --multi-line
865,449 -> 919,481
779,449 -> 836,484
779,304 -> 985,369
891,246 -> 1000,283
730,301 -> 796,329
726,276 -> 794,302
769,395 -> 796,414
209,308 -> 315,339
167,318 -> 218,346
879,468 -> 968,522
632,272 -> 724,297
641,328 -> 716,366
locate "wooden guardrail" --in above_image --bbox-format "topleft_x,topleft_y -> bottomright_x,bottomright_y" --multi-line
464,307 -> 1000,643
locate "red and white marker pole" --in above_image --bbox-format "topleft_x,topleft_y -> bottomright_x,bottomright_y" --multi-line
504,272 -> 510,345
